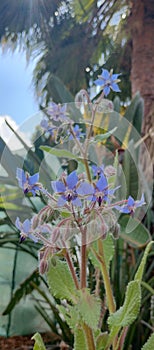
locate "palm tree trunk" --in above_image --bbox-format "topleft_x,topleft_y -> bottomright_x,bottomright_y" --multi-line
130,0 -> 154,175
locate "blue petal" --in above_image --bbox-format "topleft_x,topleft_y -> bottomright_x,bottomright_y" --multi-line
77,182 -> 94,196
108,185 -> 121,196
94,78 -> 103,86
127,196 -> 135,206
96,175 -> 108,191
91,165 -> 98,176
101,69 -> 110,80
15,217 -> 21,230
103,86 -> 110,96
111,83 -> 121,92
29,233 -> 38,243
57,196 -> 67,206
111,73 -> 120,80
51,181 -> 66,193
72,197 -> 82,207
23,219 -> 31,233
31,189 -> 37,196
135,194 -> 145,208
67,171 -> 78,189
29,173 -> 39,185
16,168 -> 26,188
119,207 -> 131,213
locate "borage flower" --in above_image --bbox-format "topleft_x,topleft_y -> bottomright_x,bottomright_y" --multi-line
92,174 -> 119,206
94,69 -> 121,96
47,102 -> 68,122
16,168 -> 44,196
15,217 -> 38,243
115,194 -> 145,215
92,164 -> 104,177
51,171 -> 94,207
92,174 -> 109,206
69,124 -> 85,141
40,118 -> 56,136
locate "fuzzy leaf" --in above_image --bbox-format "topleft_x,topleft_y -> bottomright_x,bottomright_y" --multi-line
89,234 -> 114,270
58,304 -> 80,329
76,289 -> 101,330
47,258 -> 78,303
119,216 -> 151,248
108,280 -> 141,329
74,326 -> 88,350
135,241 -> 153,281
92,127 -> 117,143
96,332 -> 108,350
141,333 -> 154,350
32,332 -> 46,350
40,146 -> 79,160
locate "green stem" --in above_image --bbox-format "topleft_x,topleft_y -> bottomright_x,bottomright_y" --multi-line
94,239 -> 116,314
65,249 -> 80,290
81,229 -> 87,289
83,323 -> 96,350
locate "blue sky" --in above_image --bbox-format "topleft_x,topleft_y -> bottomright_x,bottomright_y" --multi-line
0,48 -> 38,125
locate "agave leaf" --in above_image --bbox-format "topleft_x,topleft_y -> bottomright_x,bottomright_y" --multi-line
2,269 -> 40,315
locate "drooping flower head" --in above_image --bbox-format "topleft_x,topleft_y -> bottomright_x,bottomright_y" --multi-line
92,164 -> 104,177
16,168 -> 44,196
15,217 -> 38,243
94,69 -> 121,96
115,194 -> 145,215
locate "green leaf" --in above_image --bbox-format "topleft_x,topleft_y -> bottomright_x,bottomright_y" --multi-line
89,234 -> 114,270
32,332 -> 46,350
119,216 -> 151,247
40,145 -> 79,160
77,289 -> 101,330
135,241 -> 154,281
96,332 -> 108,350
47,258 -> 78,303
124,92 -> 141,123
141,333 -> 154,350
74,326 -> 88,350
108,280 -> 141,329
122,140 -> 139,198
92,127 -> 117,143
58,304 -> 80,329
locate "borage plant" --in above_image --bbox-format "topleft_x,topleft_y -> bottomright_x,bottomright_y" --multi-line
15,69 -> 154,350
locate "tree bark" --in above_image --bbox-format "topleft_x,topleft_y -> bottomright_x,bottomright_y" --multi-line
130,0 -> 154,174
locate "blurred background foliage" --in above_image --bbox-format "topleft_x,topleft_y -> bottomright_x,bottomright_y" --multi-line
0,0 -> 154,348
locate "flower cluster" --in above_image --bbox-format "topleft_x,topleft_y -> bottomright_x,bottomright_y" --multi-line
16,165 -> 145,248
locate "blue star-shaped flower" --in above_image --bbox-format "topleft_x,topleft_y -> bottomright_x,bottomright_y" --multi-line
47,102 -> 68,122
94,69 -> 121,96
92,174 -> 109,206
51,171 -> 94,207
92,164 -> 104,177
40,118 -> 56,135
115,194 -> 145,214
16,168 -> 43,196
15,217 -> 38,243
69,124 -> 85,140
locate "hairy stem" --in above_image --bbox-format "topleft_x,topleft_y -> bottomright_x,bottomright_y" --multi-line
83,323 -> 96,350
81,229 -> 87,289
65,249 -> 80,290
93,239 -> 116,314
